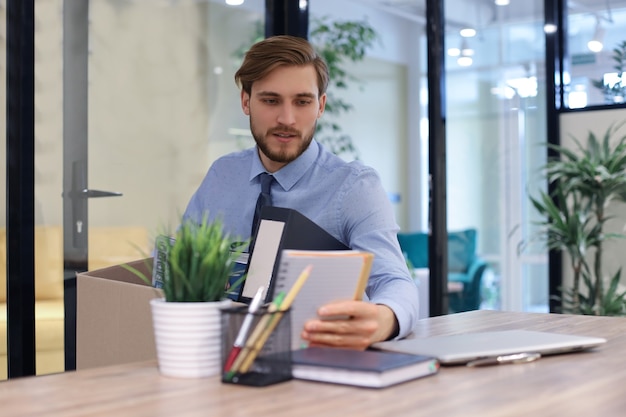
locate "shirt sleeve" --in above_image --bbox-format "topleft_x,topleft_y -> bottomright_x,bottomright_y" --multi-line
337,165 -> 420,339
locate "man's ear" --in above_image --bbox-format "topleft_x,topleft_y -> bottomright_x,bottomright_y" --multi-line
317,93 -> 327,119
241,90 -> 251,115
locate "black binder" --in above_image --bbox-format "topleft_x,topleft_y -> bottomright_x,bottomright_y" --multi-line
238,206 -> 349,303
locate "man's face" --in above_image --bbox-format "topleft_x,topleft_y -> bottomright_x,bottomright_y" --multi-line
241,64 -> 326,172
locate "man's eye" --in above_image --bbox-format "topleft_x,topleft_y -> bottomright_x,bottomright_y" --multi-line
297,100 -> 312,106
262,99 -> 278,105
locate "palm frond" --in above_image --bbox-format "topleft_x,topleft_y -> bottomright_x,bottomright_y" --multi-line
523,123 -> 626,316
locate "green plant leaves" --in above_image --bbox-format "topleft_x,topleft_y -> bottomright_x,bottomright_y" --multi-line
162,216 -> 243,302
526,122 -> 626,315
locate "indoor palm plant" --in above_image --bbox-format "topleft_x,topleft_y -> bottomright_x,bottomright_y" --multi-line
124,215 -> 245,378
524,122 -> 626,316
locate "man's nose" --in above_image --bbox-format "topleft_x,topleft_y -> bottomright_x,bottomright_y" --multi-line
277,104 -> 296,125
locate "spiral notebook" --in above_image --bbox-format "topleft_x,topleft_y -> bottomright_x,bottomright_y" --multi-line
273,249 -> 373,350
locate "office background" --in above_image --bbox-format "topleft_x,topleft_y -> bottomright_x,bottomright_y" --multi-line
2,0 -> 626,379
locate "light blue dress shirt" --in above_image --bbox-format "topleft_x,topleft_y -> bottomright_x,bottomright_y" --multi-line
183,140 -> 419,339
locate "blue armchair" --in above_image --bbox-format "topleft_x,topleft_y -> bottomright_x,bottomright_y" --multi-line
397,229 -> 489,313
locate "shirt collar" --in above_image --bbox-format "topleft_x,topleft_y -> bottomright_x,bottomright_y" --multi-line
249,140 -> 320,191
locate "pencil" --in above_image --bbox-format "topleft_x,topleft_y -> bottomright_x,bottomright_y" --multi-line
223,286 -> 265,373
238,264 -> 313,373
224,291 -> 286,381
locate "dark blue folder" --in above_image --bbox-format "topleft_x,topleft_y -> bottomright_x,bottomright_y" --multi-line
238,206 -> 349,303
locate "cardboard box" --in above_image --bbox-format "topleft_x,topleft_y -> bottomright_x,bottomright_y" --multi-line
76,258 -> 162,370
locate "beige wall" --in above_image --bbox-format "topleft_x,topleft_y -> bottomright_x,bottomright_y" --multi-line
559,108 -> 626,291
88,0 -> 213,230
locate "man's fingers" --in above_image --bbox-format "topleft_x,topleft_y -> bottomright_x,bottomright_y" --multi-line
301,330 -> 370,350
305,316 -> 377,334
317,300 -> 377,319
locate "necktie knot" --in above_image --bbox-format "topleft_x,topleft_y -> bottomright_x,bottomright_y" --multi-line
259,172 -> 273,196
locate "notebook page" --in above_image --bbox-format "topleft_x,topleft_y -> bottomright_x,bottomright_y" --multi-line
274,250 -> 373,350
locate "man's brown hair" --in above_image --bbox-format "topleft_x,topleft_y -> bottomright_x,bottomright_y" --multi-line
234,35 -> 329,97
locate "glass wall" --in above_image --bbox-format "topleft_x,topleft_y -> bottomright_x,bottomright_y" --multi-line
86,0 -> 264,255
24,0 -> 264,377
566,0 -> 626,108
310,0 -> 422,231
31,0 -> 64,377
444,0 -> 548,311
320,0 -> 550,314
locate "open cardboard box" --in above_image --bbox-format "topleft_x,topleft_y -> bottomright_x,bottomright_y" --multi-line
76,258 -> 162,370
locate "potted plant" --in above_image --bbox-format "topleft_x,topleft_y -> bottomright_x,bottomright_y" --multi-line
124,215 -> 244,378
523,122 -> 626,316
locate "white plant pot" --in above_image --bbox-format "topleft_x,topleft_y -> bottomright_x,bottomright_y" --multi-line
150,298 -> 232,378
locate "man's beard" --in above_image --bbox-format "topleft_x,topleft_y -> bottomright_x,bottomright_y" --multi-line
251,120 -> 316,164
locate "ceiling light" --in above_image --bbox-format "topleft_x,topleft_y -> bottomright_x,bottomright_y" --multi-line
457,56 -> 473,67
448,47 -> 461,57
544,24 -> 558,34
225,0 -> 244,5
495,0 -> 510,5
460,28 -> 476,38
587,22 -> 605,53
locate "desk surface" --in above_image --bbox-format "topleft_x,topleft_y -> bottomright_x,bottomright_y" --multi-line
2,310 -> 626,417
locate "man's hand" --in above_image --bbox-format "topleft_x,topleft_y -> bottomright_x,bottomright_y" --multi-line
301,300 -> 399,350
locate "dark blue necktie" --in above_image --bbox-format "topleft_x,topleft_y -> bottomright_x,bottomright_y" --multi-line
251,173 -> 274,239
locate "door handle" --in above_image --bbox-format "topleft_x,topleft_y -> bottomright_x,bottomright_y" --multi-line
81,189 -> 123,198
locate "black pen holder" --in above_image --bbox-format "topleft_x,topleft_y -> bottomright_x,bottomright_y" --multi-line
220,305 -> 292,386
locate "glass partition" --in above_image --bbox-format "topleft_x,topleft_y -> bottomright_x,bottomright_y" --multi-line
445,0 -> 548,312
86,0 -> 264,265
32,0 -> 64,377
566,0 -> 626,108
27,0 -> 264,376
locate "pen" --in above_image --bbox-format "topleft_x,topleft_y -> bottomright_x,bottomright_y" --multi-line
223,286 -> 265,373
466,352 -> 541,367
224,291 -> 286,381
238,264 -> 313,374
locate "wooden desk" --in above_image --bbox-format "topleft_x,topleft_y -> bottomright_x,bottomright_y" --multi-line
2,310 -> 626,416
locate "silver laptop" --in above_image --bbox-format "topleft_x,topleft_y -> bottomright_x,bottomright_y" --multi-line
372,330 -> 606,365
